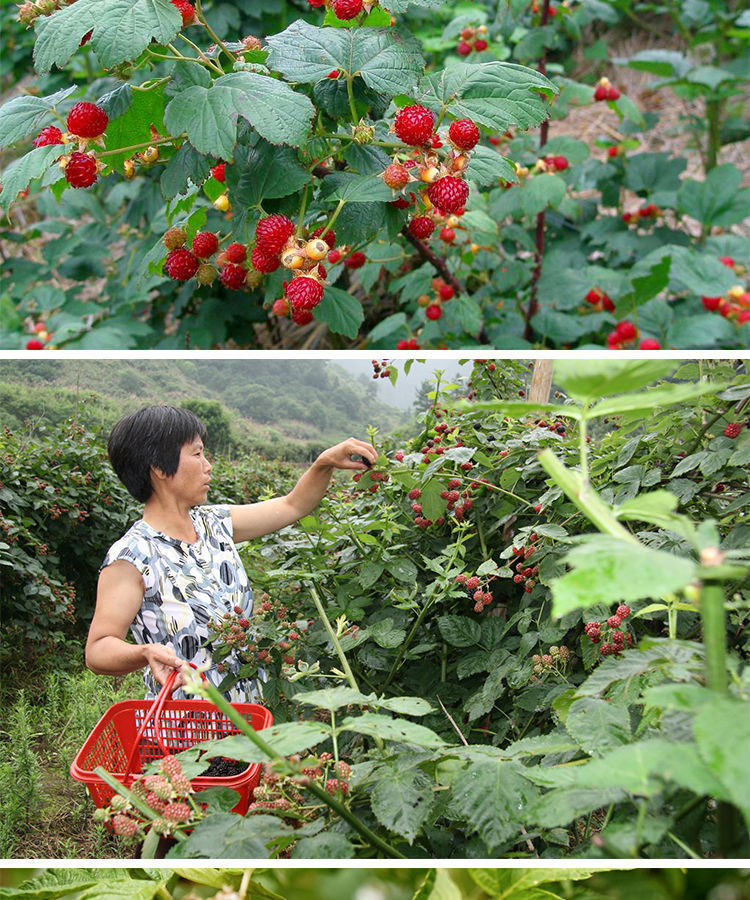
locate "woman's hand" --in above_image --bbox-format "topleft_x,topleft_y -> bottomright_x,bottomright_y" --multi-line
143,643 -> 185,689
316,437 -> 378,471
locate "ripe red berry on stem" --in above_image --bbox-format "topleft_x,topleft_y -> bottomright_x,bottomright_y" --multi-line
251,245 -> 280,273
165,248 -> 199,281
331,0 -> 363,19
394,104 -> 435,146
427,176 -> 469,214
66,102 -> 108,139
408,216 -> 435,239
64,151 -> 98,188
33,125 -> 64,147
210,162 -> 225,182
220,264 -> 247,289
286,276 -> 324,311
255,214 -> 295,255
225,242 -> 247,263
448,119 -> 480,150
192,231 -> 219,258
724,422 -> 742,439
345,251 -> 366,269
171,0 -> 195,25
425,304 -> 442,320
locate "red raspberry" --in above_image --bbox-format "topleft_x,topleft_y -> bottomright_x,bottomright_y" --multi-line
308,0 -> 326,5
255,214 -> 295,255
219,263 -> 247,289
66,102 -> 108,139
325,778 -> 349,794
291,307 -> 314,325
171,0 -> 195,25
425,304 -> 442,320
192,231 -> 219,258
427,176 -> 469,214
64,151 -> 98,188
33,125 -> 64,147
396,338 -> 420,349
616,605 -> 630,619
331,0 -> 362,19
394,105 -> 435,146
594,84 -> 610,101
345,251 -> 366,269
474,38 -> 488,51
238,617 -> 250,629
612,630 -> 625,645
159,756 -> 184,779
164,226 -> 187,250
607,615 -> 621,629
25,338 -> 45,349
272,297 -> 290,317
724,423 -> 742,439
465,576 -> 480,591
607,85 -> 620,100
142,774 -> 172,800
439,227 -> 455,243
600,643 -> 612,656
383,163 -> 410,190
225,242 -> 247,263
211,162 -> 225,182
112,815 -> 139,837
311,226 -> 336,248
165,247 -> 199,281
251,245 -> 280,273
448,119 -> 480,150
408,488 -> 421,500
286,276 -> 324,310
163,801 -> 191,822
408,216 -> 435,239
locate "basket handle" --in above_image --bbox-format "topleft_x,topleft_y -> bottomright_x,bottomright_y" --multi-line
124,662 -> 207,778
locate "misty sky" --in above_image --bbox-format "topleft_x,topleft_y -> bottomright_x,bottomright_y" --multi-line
335,359 -> 470,409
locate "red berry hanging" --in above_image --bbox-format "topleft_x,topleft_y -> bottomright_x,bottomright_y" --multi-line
383,163 -> 411,190
448,118 -> 480,150
219,263 -> 247,289
210,162 -> 225,182
64,151 -> 98,188
425,304 -> 442,320
165,248 -> 199,281
344,251 -> 366,269
33,125 -> 64,147
393,105 -> 435,146
724,422 -> 742,439
225,242 -> 247,263
311,226 -> 337,248
191,231 -> 219,258
291,307 -> 314,325
66,102 -> 108,139
255,214 -> 295,255
408,216 -> 435,239
331,0 -> 363,19
251,245 -> 280,274
171,0 -> 195,25
285,276 -> 325,311
427,175 -> 469,214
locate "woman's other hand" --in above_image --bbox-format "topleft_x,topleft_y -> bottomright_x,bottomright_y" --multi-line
316,437 -> 378,471
143,643 -> 185,689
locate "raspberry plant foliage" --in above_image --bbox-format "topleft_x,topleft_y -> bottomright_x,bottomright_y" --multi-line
0,0 -> 558,346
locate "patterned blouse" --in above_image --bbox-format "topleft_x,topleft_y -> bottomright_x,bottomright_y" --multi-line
101,505 -> 260,702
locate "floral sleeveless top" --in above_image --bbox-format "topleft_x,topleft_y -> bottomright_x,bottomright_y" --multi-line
101,505 -> 260,702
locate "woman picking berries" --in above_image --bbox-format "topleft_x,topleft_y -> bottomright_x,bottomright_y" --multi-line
86,405 -> 376,700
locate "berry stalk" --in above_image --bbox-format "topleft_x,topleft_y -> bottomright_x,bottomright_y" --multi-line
699,580 -> 727,694
308,583 -> 360,692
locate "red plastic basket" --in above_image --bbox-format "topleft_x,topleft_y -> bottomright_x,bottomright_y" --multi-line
70,667 -> 272,816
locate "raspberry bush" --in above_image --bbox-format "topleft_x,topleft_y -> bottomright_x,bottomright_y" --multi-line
87,358 -> 748,860
2,0 -> 746,348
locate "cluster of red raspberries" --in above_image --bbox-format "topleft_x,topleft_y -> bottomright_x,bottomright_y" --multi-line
455,572 -> 496,612
93,754 -> 200,840
511,536 -> 540,594
250,754 -> 352,824
584,605 -> 634,656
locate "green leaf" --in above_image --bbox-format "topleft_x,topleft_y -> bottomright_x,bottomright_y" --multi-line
527,786 -> 627,828
616,257 -> 671,316
553,359 -> 676,403
677,164 -> 750,228
314,286 -> 364,339
419,61 -> 557,133
339,712 -> 446,747
370,764 -> 435,842
666,245 -> 737,297
0,145 -> 66,211
231,141 -> 309,207
465,145 -> 518,186
291,833 -> 355,858
163,83 -> 239,160
449,758 -> 537,851
520,173 -> 566,216
213,72 -> 315,147
437,615 -> 482,648
34,0 -> 181,74
694,696 -> 750,830
386,556 -> 418,583
370,618 -> 407,648
376,696 -> 432,716
468,870 -> 602,896
102,85 -> 165,173
293,687 -> 371,710
319,172 -> 394,203
622,152 -> 686,196
565,697 -> 631,755
266,22 -> 424,96
190,722 -> 330,762
589,379 -> 727,418
618,49 -> 691,78
614,490 -> 699,548
551,535 -> 697,616
0,87 -> 76,147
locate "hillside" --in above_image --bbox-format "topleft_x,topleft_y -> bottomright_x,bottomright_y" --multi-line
0,359 -> 404,459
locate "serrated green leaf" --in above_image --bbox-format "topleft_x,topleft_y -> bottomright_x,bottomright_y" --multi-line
370,764 -> 435,842
34,0 -> 181,74
293,687 -> 371,710
0,87 -> 76,148
468,869 -> 602,897
465,145 -> 517,186
551,535 -> 697,616
520,173 -> 566,216
566,697 -> 631,755
0,145 -> 66,211
553,359 -> 676,403
677,164 -> 750,228
339,712 -> 446,747
589,379 -> 727,418
437,615 -> 482,648
163,83 -> 239,160
314,285 -> 364,339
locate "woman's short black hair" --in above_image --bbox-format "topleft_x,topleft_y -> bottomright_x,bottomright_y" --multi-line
108,405 -> 208,502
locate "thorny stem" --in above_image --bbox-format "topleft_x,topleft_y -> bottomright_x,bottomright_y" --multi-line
401,226 -> 464,297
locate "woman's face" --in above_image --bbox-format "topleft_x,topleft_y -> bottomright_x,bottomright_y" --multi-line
167,435 -> 213,504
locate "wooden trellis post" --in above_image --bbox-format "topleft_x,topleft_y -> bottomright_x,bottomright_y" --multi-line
528,359 -> 554,405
